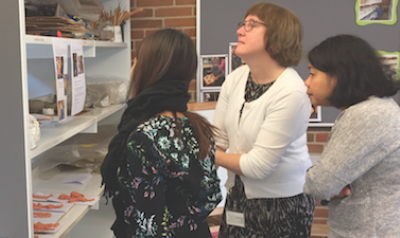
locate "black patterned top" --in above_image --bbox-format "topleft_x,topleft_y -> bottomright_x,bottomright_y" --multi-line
239,73 -> 275,122
116,115 -> 222,238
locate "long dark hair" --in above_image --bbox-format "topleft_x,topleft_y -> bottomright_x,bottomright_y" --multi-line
129,28 -> 215,160
308,34 -> 399,108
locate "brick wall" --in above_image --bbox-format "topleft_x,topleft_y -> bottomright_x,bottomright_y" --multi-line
307,127 -> 330,153
130,0 -> 197,102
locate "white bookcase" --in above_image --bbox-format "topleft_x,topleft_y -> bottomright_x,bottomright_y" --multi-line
0,1 -> 130,237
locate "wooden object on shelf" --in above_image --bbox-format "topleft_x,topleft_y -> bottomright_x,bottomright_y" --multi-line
187,101 -> 217,111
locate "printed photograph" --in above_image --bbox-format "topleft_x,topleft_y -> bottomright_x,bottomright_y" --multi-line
201,91 -> 220,102
57,100 -> 66,121
229,42 -> 246,73
78,55 -> 84,74
200,54 -> 228,90
56,56 -> 64,79
379,52 -> 399,80
356,0 -> 398,25
73,53 -> 78,77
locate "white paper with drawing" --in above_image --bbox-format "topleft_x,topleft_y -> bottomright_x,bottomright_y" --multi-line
70,40 -> 86,116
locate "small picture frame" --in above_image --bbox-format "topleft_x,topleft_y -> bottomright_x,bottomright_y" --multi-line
229,42 -> 246,73
378,51 -> 400,80
355,0 -> 398,25
200,90 -> 221,102
309,105 -> 322,122
200,54 -> 228,90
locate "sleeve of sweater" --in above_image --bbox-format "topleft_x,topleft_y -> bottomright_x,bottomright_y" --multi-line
212,75 -> 231,150
303,103 -> 399,200
239,89 -> 311,179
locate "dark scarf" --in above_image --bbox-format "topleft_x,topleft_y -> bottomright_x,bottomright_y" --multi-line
100,79 -> 191,199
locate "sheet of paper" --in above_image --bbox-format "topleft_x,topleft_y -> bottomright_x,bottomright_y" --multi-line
60,173 -> 92,185
33,211 -> 64,224
34,221 -> 63,234
52,38 -> 69,123
33,201 -> 74,213
48,194 -> 100,206
70,39 -> 86,116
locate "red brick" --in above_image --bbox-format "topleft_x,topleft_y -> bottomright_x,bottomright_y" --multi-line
307,133 -> 314,142
137,0 -> 173,7
165,17 -> 195,27
176,0 -> 196,5
183,28 -> 196,37
314,207 -> 329,218
316,133 -> 329,143
193,6 -> 196,16
131,30 -> 144,39
145,30 -> 158,36
131,51 -> 136,60
131,19 -> 162,28
189,79 -> 196,90
155,7 -> 192,17
131,8 -> 153,18
308,144 -> 324,153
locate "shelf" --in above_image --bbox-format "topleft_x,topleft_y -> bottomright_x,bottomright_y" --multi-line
29,116 -> 97,160
35,205 -> 89,238
29,105 -> 125,160
25,35 -> 127,48
25,35 -> 127,58
33,170 -> 104,198
78,104 -> 125,122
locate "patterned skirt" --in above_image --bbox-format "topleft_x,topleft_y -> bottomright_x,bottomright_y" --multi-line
218,175 -> 315,238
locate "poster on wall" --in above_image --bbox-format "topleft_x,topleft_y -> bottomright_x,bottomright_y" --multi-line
52,38 -> 68,122
378,51 -> 400,80
70,40 -> 86,116
200,54 -> 228,90
229,42 -> 246,73
355,0 -> 398,25
200,90 -> 221,102
309,105 -> 322,122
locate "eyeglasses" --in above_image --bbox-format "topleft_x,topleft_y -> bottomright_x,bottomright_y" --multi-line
237,20 -> 267,32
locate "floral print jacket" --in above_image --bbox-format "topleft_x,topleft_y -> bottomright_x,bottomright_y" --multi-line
116,115 -> 222,238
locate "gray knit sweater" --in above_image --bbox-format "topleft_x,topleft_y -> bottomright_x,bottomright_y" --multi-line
304,96 -> 400,238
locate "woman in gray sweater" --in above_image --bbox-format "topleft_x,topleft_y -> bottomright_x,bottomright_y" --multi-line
303,34 -> 400,238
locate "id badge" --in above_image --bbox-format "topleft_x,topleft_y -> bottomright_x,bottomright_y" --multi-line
226,203 -> 245,228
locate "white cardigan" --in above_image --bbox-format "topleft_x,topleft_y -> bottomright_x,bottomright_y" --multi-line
213,65 -> 312,199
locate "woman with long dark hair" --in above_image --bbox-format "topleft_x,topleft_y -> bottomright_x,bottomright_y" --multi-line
101,28 -> 222,238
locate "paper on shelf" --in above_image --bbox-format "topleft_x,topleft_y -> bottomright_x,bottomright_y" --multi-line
60,172 -> 92,185
34,222 -> 63,234
33,201 -> 74,213
48,194 -> 100,206
33,211 -> 64,224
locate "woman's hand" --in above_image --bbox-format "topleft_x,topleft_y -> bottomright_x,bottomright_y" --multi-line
331,185 -> 351,200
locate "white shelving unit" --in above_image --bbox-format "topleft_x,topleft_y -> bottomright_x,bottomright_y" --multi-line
0,1 -> 130,237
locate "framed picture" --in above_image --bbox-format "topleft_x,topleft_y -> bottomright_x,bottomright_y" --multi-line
378,51 -> 400,80
200,54 -> 228,90
200,90 -> 220,102
229,42 -> 246,73
309,105 -> 322,122
355,0 -> 398,25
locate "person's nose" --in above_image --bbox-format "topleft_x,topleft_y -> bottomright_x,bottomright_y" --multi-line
237,25 -> 245,36
304,76 -> 311,88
